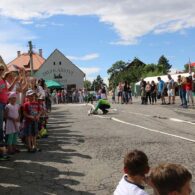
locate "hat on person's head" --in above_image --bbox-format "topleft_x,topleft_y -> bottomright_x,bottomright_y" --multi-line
3,71 -> 12,78
0,63 -> 5,69
8,92 -> 17,99
26,89 -> 35,96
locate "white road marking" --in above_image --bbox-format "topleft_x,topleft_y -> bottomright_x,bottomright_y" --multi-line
121,110 -> 151,117
120,110 -> 195,126
66,104 -> 88,106
170,118 -> 195,125
93,115 -> 195,143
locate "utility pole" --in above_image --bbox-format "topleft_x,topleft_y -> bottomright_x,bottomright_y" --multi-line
28,41 -> 34,76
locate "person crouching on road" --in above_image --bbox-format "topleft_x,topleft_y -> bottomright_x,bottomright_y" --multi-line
90,98 -> 111,115
149,163 -> 192,195
114,150 -> 150,195
23,90 -> 41,153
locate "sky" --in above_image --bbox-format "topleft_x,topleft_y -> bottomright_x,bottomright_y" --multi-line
0,0 -> 195,83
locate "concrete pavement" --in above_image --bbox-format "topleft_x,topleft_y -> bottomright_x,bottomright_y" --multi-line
0,100 -> 195,194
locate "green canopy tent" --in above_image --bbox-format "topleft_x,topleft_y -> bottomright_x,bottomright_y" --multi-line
45,80 -> 63,88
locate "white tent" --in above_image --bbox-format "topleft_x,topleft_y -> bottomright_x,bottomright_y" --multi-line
135,72 -> 194,86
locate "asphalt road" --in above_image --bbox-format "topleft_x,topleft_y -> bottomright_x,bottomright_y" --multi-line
0,99 -> 195,195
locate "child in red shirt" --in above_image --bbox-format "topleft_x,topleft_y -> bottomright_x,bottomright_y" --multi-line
23,90 -> 41,152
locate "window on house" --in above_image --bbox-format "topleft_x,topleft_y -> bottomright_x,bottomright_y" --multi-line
53,62 -> 56,65
59,61 -> 61,65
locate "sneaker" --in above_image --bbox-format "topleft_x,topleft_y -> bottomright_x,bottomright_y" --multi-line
103,110 -> 109,115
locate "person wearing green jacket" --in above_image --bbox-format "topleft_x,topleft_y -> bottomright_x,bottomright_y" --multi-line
89,99 -> 111,115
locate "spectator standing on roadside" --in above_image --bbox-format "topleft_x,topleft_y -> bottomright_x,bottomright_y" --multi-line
167,74 -> 175,104
78,89 -> 84,103
5,92 -> 20,155
128,84 -> 132,104
157,77 -> 166,105
140,79 -> 147,105
117,82 -> 123,104
145,81 -> 151,104
192,73 -> 195,96
181,77 -> 188,108
150,81 -> 157,104
123,81 -> 129,104
186,76 -> 194,106
114,150 -> 150,195
192,73 -> 195,97
37,79 -> 45,98
150,163 -> 192,195
23,90 -> 41,152
0,65 -> 10,160
177,75 -> 184,106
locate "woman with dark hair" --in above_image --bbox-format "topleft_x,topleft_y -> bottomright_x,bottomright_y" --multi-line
150,81 -> 157,104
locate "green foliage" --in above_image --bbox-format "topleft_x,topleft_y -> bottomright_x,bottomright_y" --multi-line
107,56 -> 172,88
184,63 -> 195,73
108,59 -> 145,89
107,60 -> 126,75
84,80 -> 92,90
158,55 -> 172,74
91,75 -> 105,91
107,61 -> 127,89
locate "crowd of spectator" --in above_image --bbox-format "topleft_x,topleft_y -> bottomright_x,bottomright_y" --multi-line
113,73 -> 195,108
140,73 -> 195,108
0,64 -> 49,160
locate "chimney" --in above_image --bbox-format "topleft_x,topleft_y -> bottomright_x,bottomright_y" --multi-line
17,51 -> 21,57
39,49 -> 43,57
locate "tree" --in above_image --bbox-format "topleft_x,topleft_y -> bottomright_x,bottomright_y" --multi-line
184,63 -> 195,73
91,75 -> 105,91
84,80 -> 92,90
158,55 -> 172,74
107,60 -> 126,89
107,60 -> 126,75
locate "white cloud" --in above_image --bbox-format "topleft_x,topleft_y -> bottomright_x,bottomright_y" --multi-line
79,66 -> 101,82
20,20 -> 34,25
0,43 -> 26,63
80,67 -> 100,75
0,18 -> 37,63
0,1 -> 195,44
67,53 -> 99,61
34,21 -> 64,28
35,23 -> 47,28
50,22 -> 64,27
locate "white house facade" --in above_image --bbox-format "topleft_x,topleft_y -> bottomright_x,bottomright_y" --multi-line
35,49 -> 85,90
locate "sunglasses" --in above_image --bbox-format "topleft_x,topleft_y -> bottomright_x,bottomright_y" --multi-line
0,69 -> 4,71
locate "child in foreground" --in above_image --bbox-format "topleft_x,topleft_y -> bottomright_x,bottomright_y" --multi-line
23,89 -> 41,152
5,92 -> 20,154
114,150 -> 150,195
150,163 -> 192,195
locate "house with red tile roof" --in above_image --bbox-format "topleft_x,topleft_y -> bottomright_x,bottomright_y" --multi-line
7,49 -> 45,73
0,55 -> 8,71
